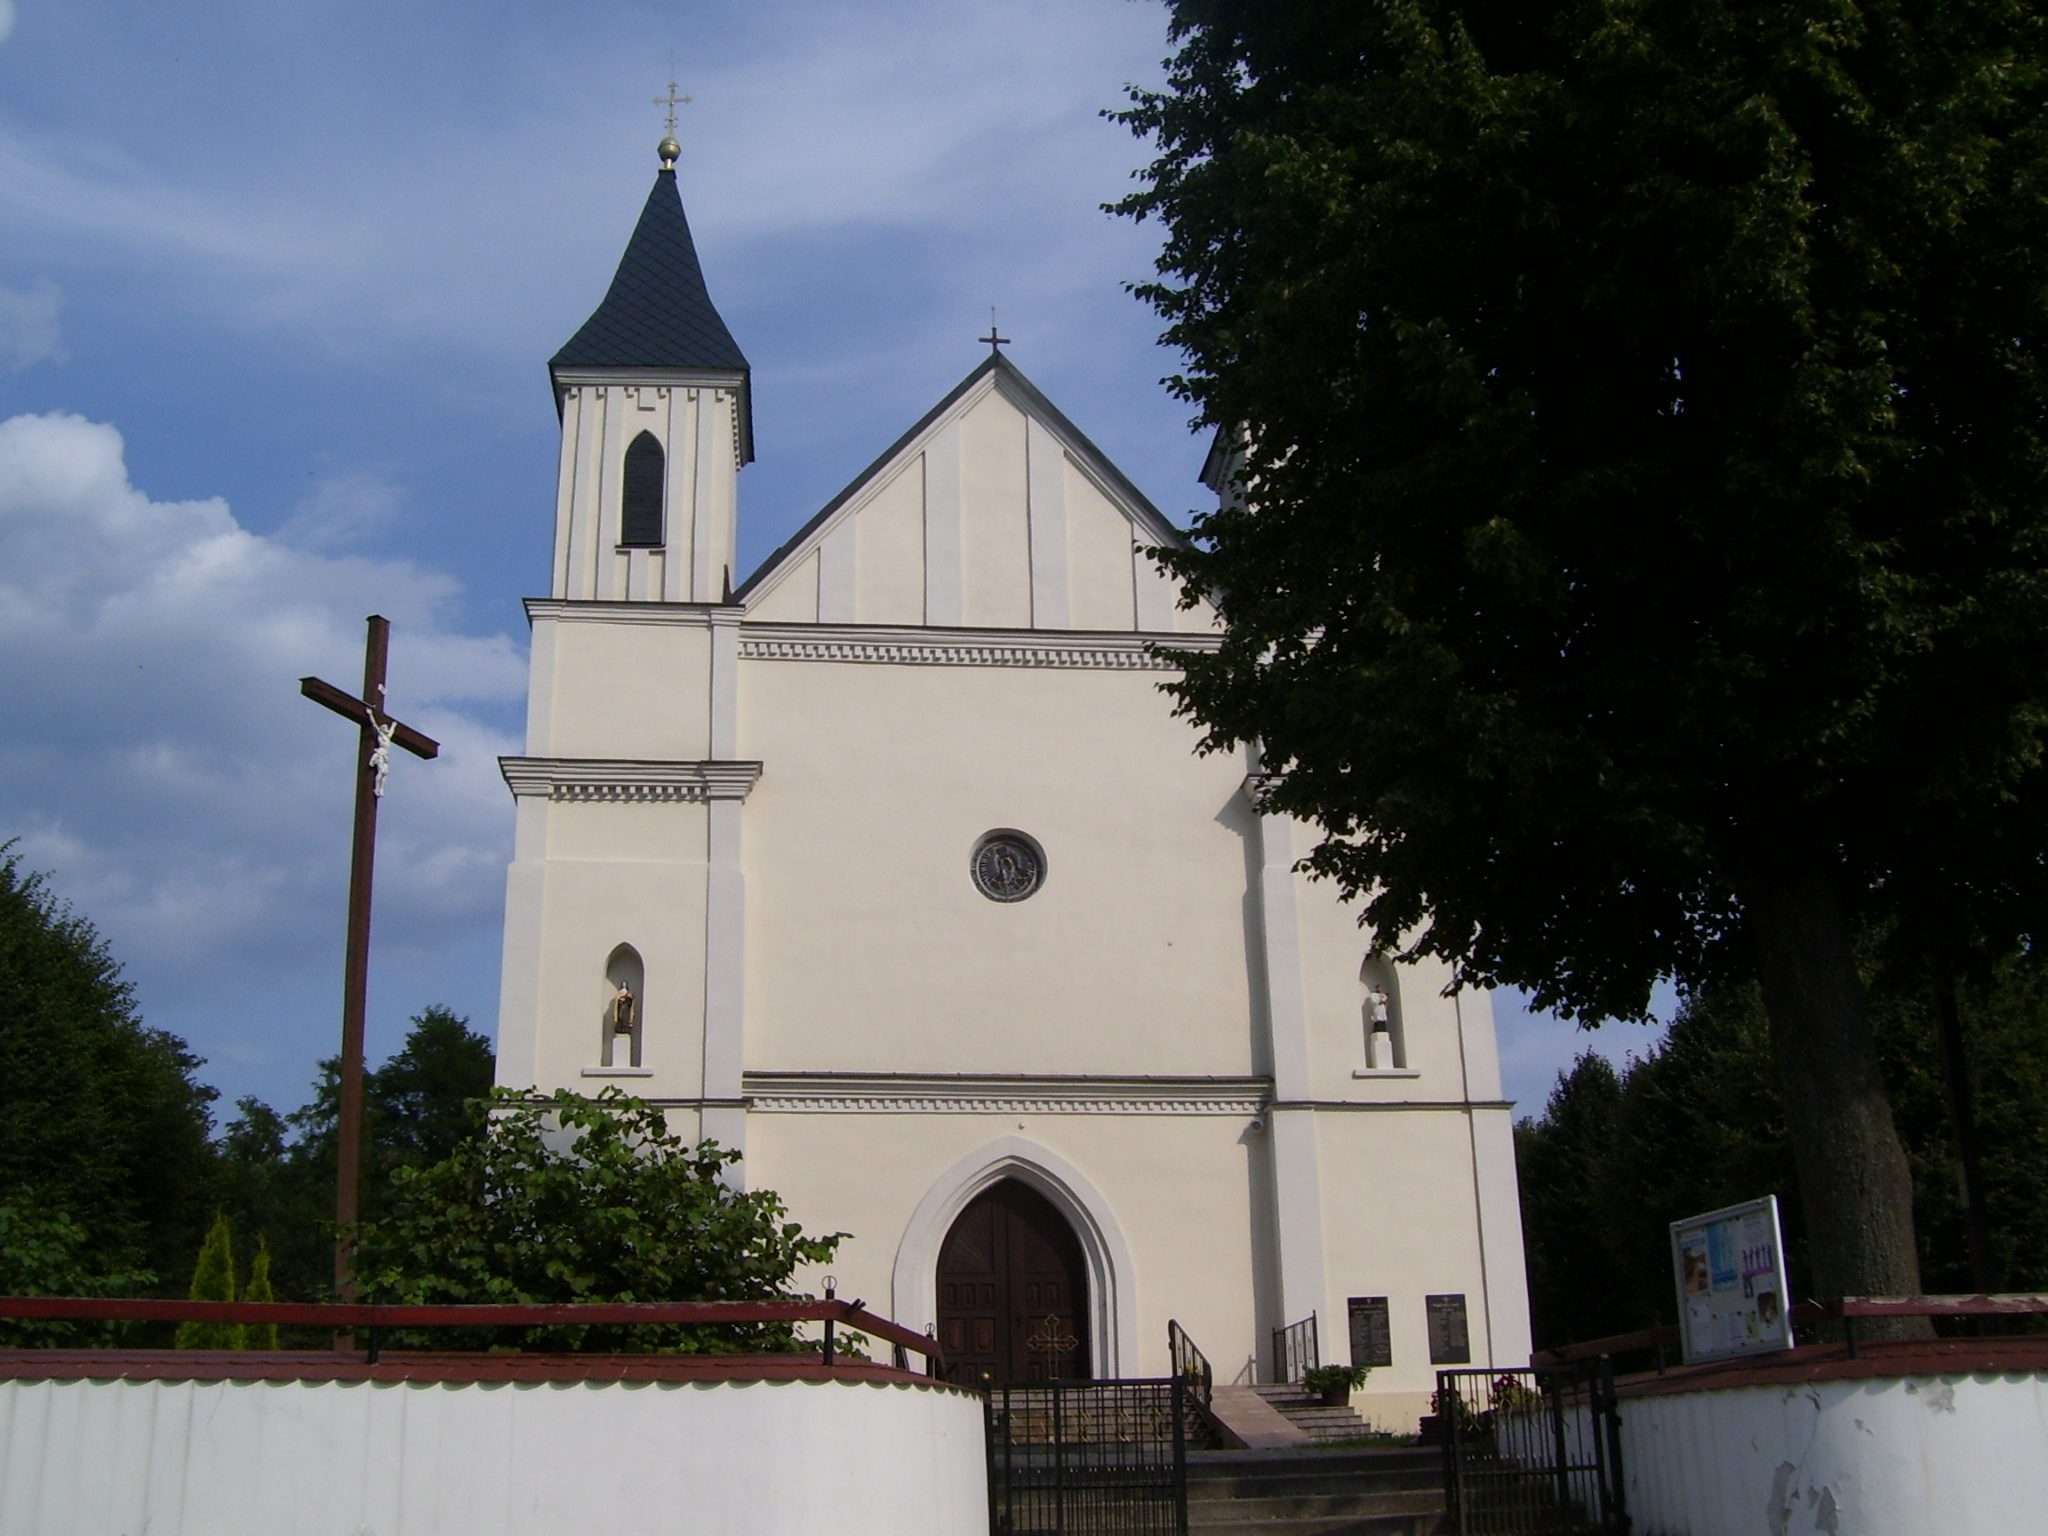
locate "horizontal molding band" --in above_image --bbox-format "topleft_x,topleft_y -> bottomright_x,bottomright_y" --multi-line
1266,1099 -> 1514,1113
738,623 -> 1224,671
499,757 -> 763,803
526,598 -> 739,627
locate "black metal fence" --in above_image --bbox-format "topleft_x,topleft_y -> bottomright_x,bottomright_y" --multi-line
986,1379 -> 1188,1536
1438,1360 -> 1627,1535
1271,1310 -> 1318,1383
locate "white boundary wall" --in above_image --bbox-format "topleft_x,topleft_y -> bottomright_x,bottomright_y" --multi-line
0,1375 -> 987,1536
1618,1370 -> 2048,1535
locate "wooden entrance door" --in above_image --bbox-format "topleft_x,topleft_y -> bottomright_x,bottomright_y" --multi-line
936,1178 -> 1090,1387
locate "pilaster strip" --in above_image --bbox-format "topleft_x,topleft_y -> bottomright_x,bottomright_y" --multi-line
923,421 -> 963,625
1026,416 -> 1069,628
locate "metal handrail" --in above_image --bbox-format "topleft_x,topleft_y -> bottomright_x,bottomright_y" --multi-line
1167,1318 -> 1213,1406
1272,1311 -> 1318,1383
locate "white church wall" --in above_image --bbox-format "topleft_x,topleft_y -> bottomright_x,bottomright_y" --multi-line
747,1112 -> 1264,1380
541,618 -> 715,760
738,658 -> 1261,1074
0,1374 -> 986,1536
1313,1109 -> 1494,1420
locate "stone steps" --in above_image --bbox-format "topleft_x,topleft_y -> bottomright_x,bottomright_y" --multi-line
1250,1382 -> 1376,1442
1186,1448 -> 1444,1536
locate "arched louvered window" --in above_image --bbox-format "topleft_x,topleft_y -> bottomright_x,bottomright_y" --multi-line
621,432 -> 665,547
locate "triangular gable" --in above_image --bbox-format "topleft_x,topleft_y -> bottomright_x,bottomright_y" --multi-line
738,354 -> 1215,633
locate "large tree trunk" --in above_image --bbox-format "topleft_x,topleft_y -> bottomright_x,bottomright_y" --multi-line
1731,823 -> 1929,1337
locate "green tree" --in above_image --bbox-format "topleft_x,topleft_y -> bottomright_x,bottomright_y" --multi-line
351,1088 -> 843,1352
218,1007 -> 495,1305
0,846 -> 219,1288
243,1236 -> 280,1350
1115,1 -> 2048,1309
174,1214 -> 243,1350
365,1005 -> 496,1173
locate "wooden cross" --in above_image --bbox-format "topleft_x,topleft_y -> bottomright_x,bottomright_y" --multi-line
300,615 -> 439,1304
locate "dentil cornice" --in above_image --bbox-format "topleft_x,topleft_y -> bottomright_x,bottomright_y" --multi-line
500,757 -> 763,803
738,623 -> 1224,671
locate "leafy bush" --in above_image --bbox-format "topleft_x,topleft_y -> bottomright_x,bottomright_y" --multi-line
351,1088 -> 844,1351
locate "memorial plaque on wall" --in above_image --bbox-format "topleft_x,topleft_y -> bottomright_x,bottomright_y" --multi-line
1347,1297 -> 1393,1368
1426,1294 -> 1470,1364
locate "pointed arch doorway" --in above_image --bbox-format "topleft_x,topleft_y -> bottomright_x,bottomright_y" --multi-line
937,1178 -> 1091,1387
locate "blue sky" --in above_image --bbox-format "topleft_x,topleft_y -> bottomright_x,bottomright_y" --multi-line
0,0 -> 1663,1127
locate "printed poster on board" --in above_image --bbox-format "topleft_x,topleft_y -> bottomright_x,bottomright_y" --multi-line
1669,1194 -> 1794,1365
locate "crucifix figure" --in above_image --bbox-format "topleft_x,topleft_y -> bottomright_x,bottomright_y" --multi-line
300,615 -> 439,1303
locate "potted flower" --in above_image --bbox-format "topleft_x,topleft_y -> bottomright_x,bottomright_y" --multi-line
1301,1363 -> 1372,1406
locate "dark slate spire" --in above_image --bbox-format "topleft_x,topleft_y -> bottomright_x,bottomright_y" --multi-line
552,168 -> 750,376
551,153 -> 753,461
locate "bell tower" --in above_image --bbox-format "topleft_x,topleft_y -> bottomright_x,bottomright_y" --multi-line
545,135 -> 753,603
497,136 -> 759,1170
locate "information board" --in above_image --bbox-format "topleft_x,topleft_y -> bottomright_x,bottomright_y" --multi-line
1347,1296 -> 1393,1368
1670,1194 -> 1794,1364
1425,1293 -> 1470,1364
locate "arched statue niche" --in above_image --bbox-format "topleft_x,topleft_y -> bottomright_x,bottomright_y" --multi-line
1360,953 -> 1406,1070
603,944 -> 645,1068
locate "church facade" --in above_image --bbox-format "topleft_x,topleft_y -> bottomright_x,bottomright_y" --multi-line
494,142 -> 1530,1422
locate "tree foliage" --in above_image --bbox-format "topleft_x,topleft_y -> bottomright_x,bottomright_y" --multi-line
0,846 -> 218,1289
0,1191 -> 154,1346
1115,0 -> 2048,1302
350,1088 -> 843,1352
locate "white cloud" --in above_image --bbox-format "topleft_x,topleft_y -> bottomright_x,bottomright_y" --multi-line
0,411 -> 523,1107
0,1 -> 15,47
279,470 -> 404,552
0,276 -> 62,369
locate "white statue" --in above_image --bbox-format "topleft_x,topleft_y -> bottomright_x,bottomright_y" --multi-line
367,713 -> 399,798
1368,985 -> 1390,1026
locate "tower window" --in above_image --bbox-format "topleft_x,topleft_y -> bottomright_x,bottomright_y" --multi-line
622,432 -> 665,547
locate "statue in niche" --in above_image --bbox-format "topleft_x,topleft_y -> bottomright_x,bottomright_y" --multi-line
611,984 -> 636,1034
1366,981 -> 1395,1069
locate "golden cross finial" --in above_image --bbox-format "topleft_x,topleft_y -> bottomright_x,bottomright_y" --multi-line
654,54 -> 692,136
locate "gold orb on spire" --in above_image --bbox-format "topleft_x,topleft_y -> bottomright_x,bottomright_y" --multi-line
658,135 -> 681,169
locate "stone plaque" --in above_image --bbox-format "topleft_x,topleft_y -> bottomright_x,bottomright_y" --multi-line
1347,1296 -> 1392,1368
1426,1293 -> 1470,1365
